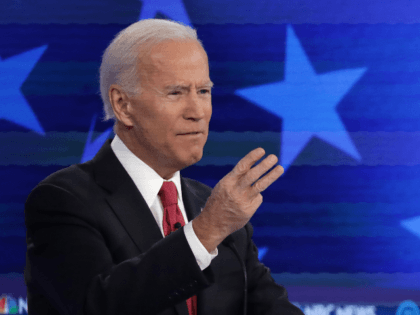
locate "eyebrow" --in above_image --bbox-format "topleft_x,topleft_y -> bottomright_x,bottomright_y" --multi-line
164,81 -> 214,91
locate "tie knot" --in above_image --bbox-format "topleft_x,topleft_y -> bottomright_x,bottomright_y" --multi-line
158,181 -> 178,208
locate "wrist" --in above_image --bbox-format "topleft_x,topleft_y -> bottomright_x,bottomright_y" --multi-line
192,216 -> 224,253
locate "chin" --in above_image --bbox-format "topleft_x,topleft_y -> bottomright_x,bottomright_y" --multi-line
181,151 -> 203,169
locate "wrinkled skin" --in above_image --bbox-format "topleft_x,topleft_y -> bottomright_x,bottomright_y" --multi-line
193,147 -> 284,252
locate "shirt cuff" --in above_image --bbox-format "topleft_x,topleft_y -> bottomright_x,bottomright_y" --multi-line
183,221 -> 218,270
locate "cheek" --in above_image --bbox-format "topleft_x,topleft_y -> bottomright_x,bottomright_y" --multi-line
139,108 -> 173,138
156,117 -> 178,145
206,99 -> 212,118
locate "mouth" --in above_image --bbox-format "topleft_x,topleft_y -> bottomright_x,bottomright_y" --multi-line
178,131 -> 203,136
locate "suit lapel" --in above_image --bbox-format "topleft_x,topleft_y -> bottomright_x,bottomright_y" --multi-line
91,140 -> 210,315
92,139 -> 163,253
181,177 -> 208,222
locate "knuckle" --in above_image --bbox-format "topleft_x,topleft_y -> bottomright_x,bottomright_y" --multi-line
243,171 -> 254,185
237,161 -> 247,173
254,181 -> 265,192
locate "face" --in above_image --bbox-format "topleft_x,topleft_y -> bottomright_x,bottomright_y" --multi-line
123,40 -> 212,178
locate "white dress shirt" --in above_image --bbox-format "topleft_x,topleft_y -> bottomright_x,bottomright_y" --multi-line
111,135 -> 218,270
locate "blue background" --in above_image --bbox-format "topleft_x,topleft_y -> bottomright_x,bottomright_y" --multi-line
0,0 -> 419,309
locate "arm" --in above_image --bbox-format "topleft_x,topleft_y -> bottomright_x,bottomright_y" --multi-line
25,183 -> 214,315
190,146 -> 302,314
244,223 -> 304,315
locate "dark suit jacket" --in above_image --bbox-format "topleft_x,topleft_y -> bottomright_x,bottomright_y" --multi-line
25,139 -> 304,315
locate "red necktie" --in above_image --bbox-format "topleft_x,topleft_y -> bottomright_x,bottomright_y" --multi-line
158,181 -> 197,315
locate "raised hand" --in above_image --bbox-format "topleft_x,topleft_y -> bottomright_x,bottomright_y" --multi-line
192,148 -> 284,253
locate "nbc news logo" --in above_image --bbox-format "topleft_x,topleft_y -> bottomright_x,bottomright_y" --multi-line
0,295 -> 27,314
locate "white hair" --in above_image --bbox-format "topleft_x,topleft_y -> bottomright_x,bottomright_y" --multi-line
99,19 -> 203,122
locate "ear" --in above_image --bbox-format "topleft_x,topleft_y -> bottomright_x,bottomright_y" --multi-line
109,84 -> 133,127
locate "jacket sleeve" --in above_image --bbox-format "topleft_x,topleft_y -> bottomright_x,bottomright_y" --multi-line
25,183 -> 215,315
244,223 -> 305,315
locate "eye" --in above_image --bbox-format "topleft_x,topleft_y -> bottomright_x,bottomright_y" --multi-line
199,89 -> 211,95
169,90 -> 182,96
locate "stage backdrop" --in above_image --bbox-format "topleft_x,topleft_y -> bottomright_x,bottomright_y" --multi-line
0,0 -> 420,314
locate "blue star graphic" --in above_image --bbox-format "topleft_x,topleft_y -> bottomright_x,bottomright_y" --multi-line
401,216 -> 420,240
396,300 -> 420,315
258,247 -> 268,261
0,45 -> 47,135
139,0 -> 191,26
235,25 -> 367,170
81,114 -> 113,163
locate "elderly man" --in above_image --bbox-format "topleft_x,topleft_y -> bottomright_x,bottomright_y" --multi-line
25,19 -> 304,315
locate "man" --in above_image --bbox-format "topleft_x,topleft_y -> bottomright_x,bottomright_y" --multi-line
25,19 -> 304,315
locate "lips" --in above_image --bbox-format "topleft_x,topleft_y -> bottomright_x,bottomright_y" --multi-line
178,131 -> 203,135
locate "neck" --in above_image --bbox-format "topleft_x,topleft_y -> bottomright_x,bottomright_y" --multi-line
115,122 -> 176,180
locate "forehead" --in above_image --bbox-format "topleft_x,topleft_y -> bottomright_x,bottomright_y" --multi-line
139,40 -> 210,83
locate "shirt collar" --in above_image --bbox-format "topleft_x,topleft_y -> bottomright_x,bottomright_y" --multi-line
110,135 -> 183,208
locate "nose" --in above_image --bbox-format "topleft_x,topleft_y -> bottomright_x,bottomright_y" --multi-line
184,92 -> 208,121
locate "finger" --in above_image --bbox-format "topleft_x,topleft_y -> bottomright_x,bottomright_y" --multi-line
240,154 -> 279,188
245,193 -> 264,218
251,193 -> 263,211
230,148 -> 265,178
252,165 -> 284,193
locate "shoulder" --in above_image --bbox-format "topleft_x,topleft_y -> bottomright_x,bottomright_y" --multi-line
37,161 -> 94,193
26,160 -> 98,208
31,139 -> 116,195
